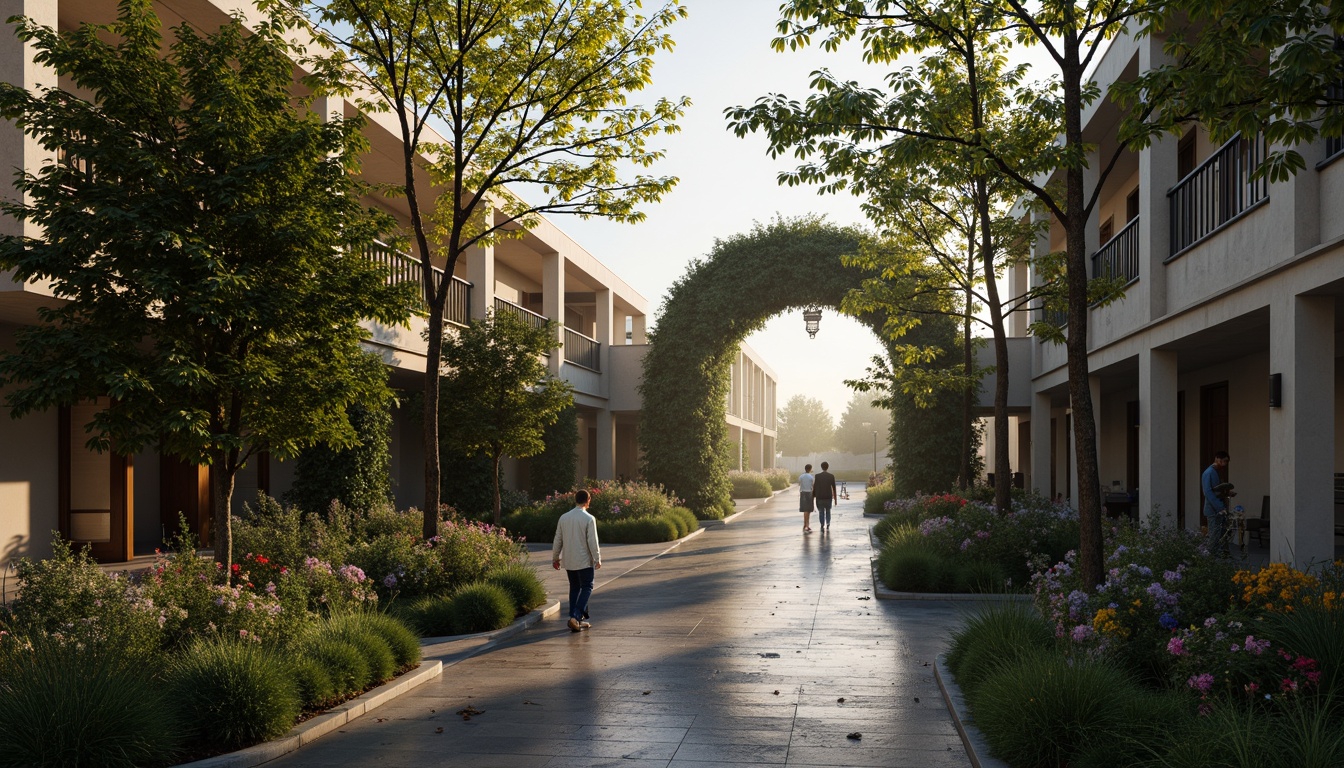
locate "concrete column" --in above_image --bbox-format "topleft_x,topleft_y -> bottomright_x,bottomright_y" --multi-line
542,251 -> 564,375
1269,295 -> 1335,566
468,243 -> 494,321
1139,347 -> 1179,526
1030,392 -> 1053,495
595,409 -> 615,481
1083,156 -> 1102,261
630,314 -> 647,344
1070,376 -> 1103,503
596,288 -> 612,385
0,0 -> 57,280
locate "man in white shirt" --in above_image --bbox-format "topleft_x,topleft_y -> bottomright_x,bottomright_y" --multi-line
552,489 -> 601,632
798,464 -> 816,534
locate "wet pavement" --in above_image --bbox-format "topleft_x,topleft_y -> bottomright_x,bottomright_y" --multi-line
266,487 -> 980,768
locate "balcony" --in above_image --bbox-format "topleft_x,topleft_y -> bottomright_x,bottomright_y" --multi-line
1091,216 -> 1139,285
563,327 -> 602,372
364,240 -> 471,326
493,297 -> 549,330
1168,132 -> 1268,256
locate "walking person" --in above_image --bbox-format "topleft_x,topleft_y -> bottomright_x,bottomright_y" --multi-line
1201,451 -> 1233,554
553,489 -> 601,632
798,464 -> 816,533
813,461 -> 837,533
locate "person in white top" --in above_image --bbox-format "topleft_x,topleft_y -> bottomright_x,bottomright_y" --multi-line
552,489 -> 601,632
798,464 -> 816,534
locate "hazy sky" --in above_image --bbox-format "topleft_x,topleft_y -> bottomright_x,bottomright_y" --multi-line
555,0 -> 892,423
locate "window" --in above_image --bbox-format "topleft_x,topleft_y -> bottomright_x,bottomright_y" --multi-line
1126,187 -> 1139,222
1099,215 -> 1114,245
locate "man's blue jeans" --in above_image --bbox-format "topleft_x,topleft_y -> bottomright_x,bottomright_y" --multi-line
816,500 -> 833,528
566,566 -> 594,621
1205,504 -> 1228,554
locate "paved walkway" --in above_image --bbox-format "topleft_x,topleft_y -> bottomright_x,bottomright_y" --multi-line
267,488 -> 980,768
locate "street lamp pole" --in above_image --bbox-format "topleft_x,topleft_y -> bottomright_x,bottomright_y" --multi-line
872,431 -> 878,475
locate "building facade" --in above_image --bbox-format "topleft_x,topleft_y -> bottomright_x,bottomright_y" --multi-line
978,27 -> 1344,568
0,0 -> 776,565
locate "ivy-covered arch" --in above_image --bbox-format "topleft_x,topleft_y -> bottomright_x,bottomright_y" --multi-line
638,217 -> 881,517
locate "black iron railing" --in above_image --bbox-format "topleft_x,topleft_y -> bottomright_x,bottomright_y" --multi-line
493,297 -> 549,331
1037,306 -> 1068,328
1091,216 -> 1140,284
563,327 -> 602,371
1168,132 -> 1268,256
363,240 -> 471,326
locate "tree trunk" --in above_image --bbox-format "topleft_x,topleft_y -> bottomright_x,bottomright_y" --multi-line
209,447 -> 238,580
961,247 -> 974,491
492,452 -> 503,527
1062,49 -> 1105,590
423,306 -> 444,539
977,178 -> 1013,514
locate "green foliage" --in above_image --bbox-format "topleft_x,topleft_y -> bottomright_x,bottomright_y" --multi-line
667,507 -> 700,537
863,482 -> 898,515
288,403 -> 393,516
764,468 -> 792,490
500,505 -> 568,546
834,391 -> 893,456
0,0 -> 412,568
439,311 -> 574,525
776,395 -> 835,456
727,470 -> 774,499
529,406 -> 579,500
167,638 -> 301,753
447,583 -> 515,635
323,612 -> 421,672
600,515 -> 678,544
288,657 -> 337,710
639,218 -> 873,517
485,564 -> 548,614
971,654 -> 1146,768
439,451 -> 503,520
393,595 -> 455,638
7,538 -> 161,659
877,542 -> 949,592
946,603 -> 1056,697
0,637 -> 182,768
300,636 -> 371,697
882,314 -> 972,496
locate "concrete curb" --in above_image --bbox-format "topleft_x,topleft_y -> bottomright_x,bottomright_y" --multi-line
934,654 -> 1008,768
174,658 -> 444,768
419,600 -> 561,657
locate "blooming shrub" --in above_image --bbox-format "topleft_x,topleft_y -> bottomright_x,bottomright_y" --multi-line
1168,613 -> 1321,707
139,545 -> 293,648
1233,562 -> 1319,613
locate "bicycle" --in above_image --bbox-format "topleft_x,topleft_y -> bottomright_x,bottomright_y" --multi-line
839,481 -> 850,500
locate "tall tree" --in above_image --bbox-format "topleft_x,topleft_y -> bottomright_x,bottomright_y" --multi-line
730,0 -> 1164,588
834,390 -> 891,457
0,1 -> 412,572
438,311 -> 574,525
301,0 -> 687,539
776,394 -> 835,457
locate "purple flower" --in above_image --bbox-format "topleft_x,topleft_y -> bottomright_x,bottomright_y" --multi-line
1070,625 -> 1094,642
1167,637 -> 1187,656
383,574 -> 398,588
1159,613 -> 1178,630
1188,673 -> 1215,693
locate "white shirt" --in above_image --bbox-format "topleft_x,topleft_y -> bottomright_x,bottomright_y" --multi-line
799,472 -> 815,493
553,506 -> 601,570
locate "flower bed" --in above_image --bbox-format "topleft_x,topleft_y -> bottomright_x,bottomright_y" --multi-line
0,499 -> 548,766
872,491 -> 1078,593
503,480 -> 696,544
945,518 -> 1344,767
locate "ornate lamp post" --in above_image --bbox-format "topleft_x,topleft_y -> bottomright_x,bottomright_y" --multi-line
802,306 -> 822,339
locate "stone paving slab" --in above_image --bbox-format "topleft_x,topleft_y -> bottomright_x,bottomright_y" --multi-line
264,488 -> 980,768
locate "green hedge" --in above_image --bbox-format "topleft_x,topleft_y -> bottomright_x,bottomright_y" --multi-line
727,470 -> 773,499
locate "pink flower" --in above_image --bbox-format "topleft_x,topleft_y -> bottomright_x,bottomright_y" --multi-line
1167,637 -> 1187,656
1188,673 -> 1215,693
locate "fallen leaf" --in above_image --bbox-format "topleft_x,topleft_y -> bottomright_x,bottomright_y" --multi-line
847,732 -> 862,740
773,690 -> 780,695
434,727 -> 443,734
913,697 -> 920,703
837,697 -> 846,703
856,596 -> 871,601
457,705 -> 483,721
642,691 -> 651,696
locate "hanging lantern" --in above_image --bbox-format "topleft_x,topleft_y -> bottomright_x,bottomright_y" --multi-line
803,306 -> 822,339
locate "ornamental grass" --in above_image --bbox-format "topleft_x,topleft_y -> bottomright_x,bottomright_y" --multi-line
166,638 -> 300,753
447,582 -> 515,634
486,563 -> 548,615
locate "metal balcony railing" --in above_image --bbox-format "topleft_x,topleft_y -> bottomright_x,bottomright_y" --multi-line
1037,306 -> 1068,329
1168,132 -> 1268,256
1327,81 -> 1344,160
363,240 -> 471,326
1091,216 -> 1140,284
563,327 -> 602,372
493,297 -> 549,331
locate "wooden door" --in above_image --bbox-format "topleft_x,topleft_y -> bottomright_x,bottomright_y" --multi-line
59,400 -> 133,562
1198,382 -> 1230,528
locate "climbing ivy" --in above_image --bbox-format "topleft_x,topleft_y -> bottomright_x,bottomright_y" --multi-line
639,218 -> 879,517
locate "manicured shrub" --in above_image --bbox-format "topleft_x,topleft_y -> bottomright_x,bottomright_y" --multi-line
166,638 -> 301,753
356,612 -> 423,669
946,603 -> 1055,695
600,515 -> 679,543
328,625 -> 396,684
727,470 -> 772,499
394,595 -> 455,637
500,505 -> 566,545
447,582 -> 515,634
304,636 -> 372,696
971,653 -> 1143,768
486,564 -> 548,614
863,482 -> 897,515
288,657 -> 337,709
877,543 -> 949,593
0,637 -> 181,768
668,507 -> 700,537
764,467 -> 791,491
